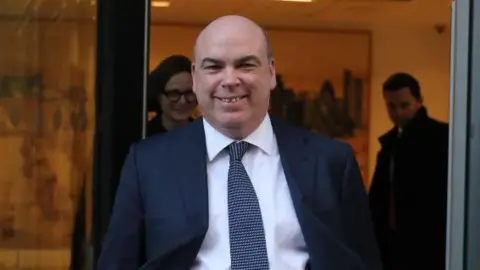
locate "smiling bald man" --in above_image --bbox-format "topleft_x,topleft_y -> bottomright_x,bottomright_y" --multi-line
97,15 -> 382,270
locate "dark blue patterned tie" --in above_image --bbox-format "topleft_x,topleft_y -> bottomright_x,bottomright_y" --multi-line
227,141 -> 269,270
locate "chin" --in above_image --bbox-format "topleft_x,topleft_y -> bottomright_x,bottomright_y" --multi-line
219,114 -> 250,129
171,114 -> 191,122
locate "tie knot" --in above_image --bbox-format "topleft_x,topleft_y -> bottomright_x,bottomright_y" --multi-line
228,141 -> 250,161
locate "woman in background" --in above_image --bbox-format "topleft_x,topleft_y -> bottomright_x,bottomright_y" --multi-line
147,54 -> 197,136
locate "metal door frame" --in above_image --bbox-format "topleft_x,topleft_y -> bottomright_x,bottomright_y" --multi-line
447,0 -> 480,269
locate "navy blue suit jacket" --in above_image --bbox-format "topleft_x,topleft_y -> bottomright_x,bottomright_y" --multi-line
97,117 -> 382,270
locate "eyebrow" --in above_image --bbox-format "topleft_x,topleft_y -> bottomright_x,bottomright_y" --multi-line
200,57 -> 222,67
200,55 -> 262,67
235,55 -> 262,66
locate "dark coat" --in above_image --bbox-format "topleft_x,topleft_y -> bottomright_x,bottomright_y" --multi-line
369,107 -> 449,270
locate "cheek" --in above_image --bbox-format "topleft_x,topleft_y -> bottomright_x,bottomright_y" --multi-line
160,98 -> 171,112
200,74 -> 221,87
386,107 -> 398,117
194,91 -> 211,105
199,84 -> 221,102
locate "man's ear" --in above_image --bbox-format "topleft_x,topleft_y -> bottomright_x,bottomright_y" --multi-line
191,63 -> 196,94
269,59 -> 276,91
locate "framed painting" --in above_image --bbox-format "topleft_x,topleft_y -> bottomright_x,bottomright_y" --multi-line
266,29 -> 372,183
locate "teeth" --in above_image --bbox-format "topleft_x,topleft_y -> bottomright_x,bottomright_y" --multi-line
220,97 -> 241,103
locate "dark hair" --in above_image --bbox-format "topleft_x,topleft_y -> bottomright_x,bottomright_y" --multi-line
147,55 -> 192,112
382,72 -> 422,100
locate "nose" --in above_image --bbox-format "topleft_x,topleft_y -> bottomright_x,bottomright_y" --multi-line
177,95 -> 187,104
390,105 -> 404,116
221,67 -> 240,89
398,107 -> 412,117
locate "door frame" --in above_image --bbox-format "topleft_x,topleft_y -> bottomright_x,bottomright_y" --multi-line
447,0 -> 480,269
91,0 -> 150,266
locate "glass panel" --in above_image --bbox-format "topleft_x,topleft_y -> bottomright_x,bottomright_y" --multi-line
0,0 -> 96,269
466,0 -> 480,268
446,0 -> 471,269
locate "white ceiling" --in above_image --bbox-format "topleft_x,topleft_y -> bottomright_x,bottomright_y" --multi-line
0,0 -> 451,29
150,0 -> 451,29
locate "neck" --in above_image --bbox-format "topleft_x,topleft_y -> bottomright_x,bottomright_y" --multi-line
161,113 -> 188,131
220,127 -> 253,140
212,114 -> 266,140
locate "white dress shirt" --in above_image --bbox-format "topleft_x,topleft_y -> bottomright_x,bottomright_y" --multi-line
193,115 -> 309,270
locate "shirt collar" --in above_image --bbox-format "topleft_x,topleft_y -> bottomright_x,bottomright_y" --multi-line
203,114 -> 277,162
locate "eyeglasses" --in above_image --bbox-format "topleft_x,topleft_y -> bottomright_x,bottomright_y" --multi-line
162,89 -> 197,103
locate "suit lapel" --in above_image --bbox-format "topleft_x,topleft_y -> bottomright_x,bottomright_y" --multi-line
175,119 -> 209,240
271,117 -> 317,205
140,119 -> 209,269
272,118 -> 366,270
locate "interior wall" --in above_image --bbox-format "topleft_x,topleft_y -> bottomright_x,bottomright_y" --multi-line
369,24 -> 451,180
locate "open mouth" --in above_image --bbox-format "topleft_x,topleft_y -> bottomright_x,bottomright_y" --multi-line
215,95 -> 248,104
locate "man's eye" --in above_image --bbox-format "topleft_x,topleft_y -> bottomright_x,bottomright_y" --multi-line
239,63 -> 256,69
205,65 -> 221,70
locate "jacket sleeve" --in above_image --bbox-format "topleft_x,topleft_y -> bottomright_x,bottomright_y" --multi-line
97,144 -> 145,270
340,146 -> 383,270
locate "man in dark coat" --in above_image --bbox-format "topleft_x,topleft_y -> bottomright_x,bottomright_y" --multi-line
369,73 -> 449,270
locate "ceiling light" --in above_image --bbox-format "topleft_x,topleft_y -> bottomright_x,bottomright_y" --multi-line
151,1 -> 170,7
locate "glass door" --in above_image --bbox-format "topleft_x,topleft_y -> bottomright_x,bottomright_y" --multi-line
0,0 -> 151,268
447,0 -> 480,268
464,0 -> 480,267
0,0 -> 96,269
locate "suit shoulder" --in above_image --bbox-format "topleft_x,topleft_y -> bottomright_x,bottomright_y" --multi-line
290,123 -> 353,156
378,127 -> 397,141
133,120 -> 199,156
427,117 -> 449,136
429,117 -> 448,128
436,120 -> 449,132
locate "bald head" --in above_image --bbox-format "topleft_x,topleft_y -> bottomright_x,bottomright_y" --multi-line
194,15 -> 272,62
190,15 -> 277,140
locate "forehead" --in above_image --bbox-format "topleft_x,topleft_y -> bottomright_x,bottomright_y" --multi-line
165,72 -> 192,90
383,87 -> 416,102
196,26 -> 267,62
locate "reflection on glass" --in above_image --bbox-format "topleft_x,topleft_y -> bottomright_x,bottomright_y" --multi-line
0,0 -> 96,269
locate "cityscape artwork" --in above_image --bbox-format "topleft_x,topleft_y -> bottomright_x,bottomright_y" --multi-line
270,69 -> 370,182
